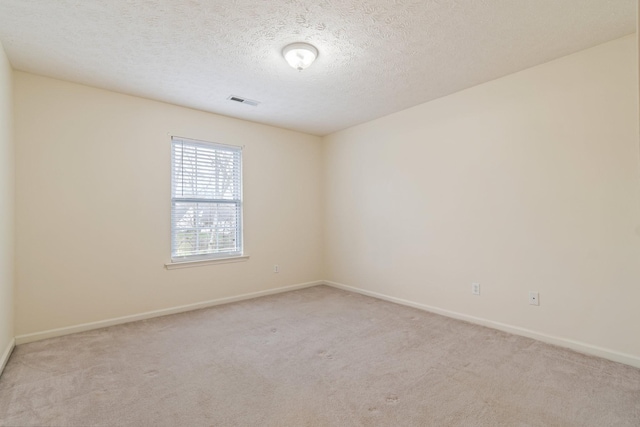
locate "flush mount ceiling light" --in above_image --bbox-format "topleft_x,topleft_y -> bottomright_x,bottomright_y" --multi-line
282,42 -> 318,71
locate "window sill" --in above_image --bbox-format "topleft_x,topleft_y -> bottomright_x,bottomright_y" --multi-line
165,255 -> 250,270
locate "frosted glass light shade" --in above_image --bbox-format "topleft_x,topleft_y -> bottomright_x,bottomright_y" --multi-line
282,43 -> 318,71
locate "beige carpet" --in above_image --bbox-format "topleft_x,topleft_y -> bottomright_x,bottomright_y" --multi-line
0,285 -> 639,426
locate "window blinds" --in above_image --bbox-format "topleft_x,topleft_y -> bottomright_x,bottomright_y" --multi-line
171,137 -> 242,260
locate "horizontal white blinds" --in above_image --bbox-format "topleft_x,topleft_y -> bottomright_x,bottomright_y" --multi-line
171,137 -> 242,260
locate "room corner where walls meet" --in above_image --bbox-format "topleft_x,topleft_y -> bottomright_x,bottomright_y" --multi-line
0,40 -> 16,375
320,34 -> 640,366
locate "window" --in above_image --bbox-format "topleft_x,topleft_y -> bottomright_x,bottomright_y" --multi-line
171,136 -> 242,262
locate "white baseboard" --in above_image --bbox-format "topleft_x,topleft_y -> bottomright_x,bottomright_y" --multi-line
15,280 -> 323,345
0,338 -> 15,377
13,279 -> 640,370
324,280 -> 640,369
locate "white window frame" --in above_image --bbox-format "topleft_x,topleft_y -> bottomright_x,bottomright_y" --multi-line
169,136 -> 244,264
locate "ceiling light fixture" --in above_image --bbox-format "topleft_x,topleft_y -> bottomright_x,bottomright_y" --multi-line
282,42 -> 318,71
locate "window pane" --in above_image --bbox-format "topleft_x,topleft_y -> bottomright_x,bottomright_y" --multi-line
171,137 -> 242,261
172,142 -> 241,200
171,201 -> 240,258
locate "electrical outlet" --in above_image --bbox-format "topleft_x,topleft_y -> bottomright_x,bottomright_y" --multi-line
471,282 -> 480,296
529,291 -> 539,306
273,265 -> 279,273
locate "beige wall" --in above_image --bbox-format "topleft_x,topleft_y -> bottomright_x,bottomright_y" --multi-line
0,42 -> 14,357
14,72 -> 323,336
323,35 -> 640,359
10,34 -> 640,365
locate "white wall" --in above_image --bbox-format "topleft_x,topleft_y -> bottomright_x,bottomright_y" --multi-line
323,35 -> 640,360
0,42 -> 14,361
14,72 -> 323,336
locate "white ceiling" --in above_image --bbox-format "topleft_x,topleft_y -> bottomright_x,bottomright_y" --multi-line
0,1 -> 636,136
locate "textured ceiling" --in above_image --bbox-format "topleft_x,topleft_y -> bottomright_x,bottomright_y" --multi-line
0,0 -> 636,136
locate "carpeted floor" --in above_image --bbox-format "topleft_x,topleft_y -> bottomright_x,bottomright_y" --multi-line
0,285 -> 639,426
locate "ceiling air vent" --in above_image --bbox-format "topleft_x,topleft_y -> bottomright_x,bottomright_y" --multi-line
227,95 -> 260,107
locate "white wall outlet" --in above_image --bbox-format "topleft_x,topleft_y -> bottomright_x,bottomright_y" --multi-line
273,265 -> 279,273
529,291 -> 539,306
471,282 -> 480,296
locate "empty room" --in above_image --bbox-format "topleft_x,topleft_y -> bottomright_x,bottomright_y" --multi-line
1,0 -> 639,425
